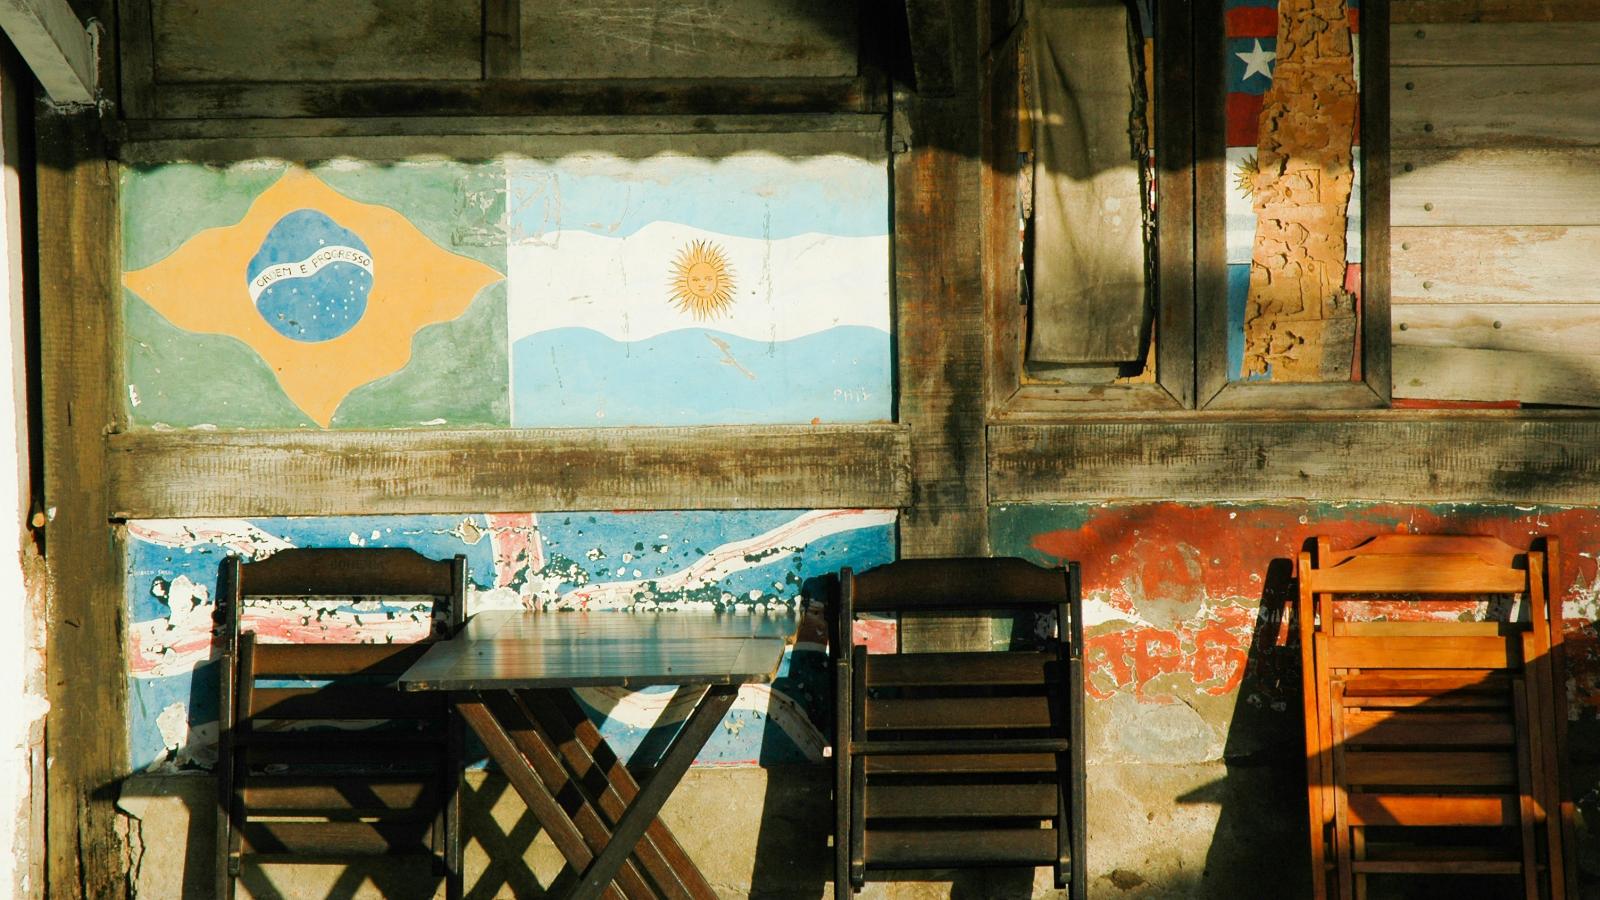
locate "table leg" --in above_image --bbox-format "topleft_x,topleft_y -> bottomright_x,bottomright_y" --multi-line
521,689 -> 711,900
568,684 -> 740,900
482,692 -> 657,900
454,694 -> 628,900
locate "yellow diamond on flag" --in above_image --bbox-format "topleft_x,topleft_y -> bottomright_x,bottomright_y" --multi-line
122,169 -> 503,427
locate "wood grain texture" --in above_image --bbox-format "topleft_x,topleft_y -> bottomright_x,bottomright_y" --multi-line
987,417 -> 1600,502
0,0 -> 93,103
904,0 -> 956,96
1391,21 -> 1600,65
1392,226 -> 1600,303
115,0 -> 154,117
1393,0 -> 1600,23
1393,345 -> 1600,406
151,0 -> 483,82
1393,303 -> 1600,355
114,111 -> 886,144
139,77 -> 875,120
984,0 -> 1190,419
483,0 -> 520,79
896,91 -> 987,556
38,108 -> 124,898
1393,65 -> 1600,148
106,425 -> 911,518
1391,149 -> 1600,227
519,0 -> 858,81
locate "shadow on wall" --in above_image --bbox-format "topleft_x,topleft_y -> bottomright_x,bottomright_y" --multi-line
1180,546 -> 1596,900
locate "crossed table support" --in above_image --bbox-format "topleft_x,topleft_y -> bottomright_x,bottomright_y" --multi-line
399,610 -> 792,899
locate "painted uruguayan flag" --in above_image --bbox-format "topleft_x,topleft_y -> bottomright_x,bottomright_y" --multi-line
1226,146 -> 1363,265
505,152 -> 891,426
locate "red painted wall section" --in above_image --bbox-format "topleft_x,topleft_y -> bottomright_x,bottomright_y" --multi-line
990,503 -> 1600,714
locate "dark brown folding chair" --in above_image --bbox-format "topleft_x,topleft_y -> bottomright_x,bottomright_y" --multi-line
833,557 -> 1085,899
215,548 -> 466,899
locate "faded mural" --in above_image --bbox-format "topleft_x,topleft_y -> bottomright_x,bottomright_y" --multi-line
992,502 -> 1600,731
120,150 -> 890,429
125,509 -> 895,773
1226,0 -> 1363,382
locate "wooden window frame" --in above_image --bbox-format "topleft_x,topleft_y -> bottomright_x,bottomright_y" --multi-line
1194,0 -> 1390,410
984,0 -> 1390,419
984,0 -> 1196,420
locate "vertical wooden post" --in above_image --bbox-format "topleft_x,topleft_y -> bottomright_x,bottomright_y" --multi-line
37,104 -> 123,898
895,0 -> 987,652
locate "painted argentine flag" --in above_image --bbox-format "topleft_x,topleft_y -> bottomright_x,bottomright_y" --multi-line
505,152 -> 891,427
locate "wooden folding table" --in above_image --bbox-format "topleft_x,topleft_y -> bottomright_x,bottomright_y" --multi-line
398,609 -> 794,900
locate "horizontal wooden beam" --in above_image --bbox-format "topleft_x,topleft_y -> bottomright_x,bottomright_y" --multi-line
137,76 -> 877,121
0,0 -> 93,103
107,425 -> 911,518
114,117 -> 888,165
988,417 -> 1600,503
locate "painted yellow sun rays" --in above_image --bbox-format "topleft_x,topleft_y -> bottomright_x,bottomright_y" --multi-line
668,239 -> 736,320
121,169 -> 503,427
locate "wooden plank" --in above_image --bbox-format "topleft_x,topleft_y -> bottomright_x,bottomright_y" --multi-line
904,0 -> 956,96
865,783 -> 1056,819
865,696 -> 1054,731
1394,304 -> 1600,356
986,417 -> 1600,503
1393,149 -> 1600,226
38,107 -> 123,899
143,77 -> 875,120
117,117 -> 888,166
1345,793 -> 1513,827
237,821 -> 434,856
252,643 -> 431,678
1394,0 -> 1600,23
483,0 -> 520,79
1394,345 -> 1600,406
1333,622 -> 1511,637
1343,709 -> 1516,746
105,424 -> 910,518
1393,65 -> 1600,147
1341,670 -> 1508,696
519,0 -> 858,81
897,86 -> 986,559
864,827 -> 1056,867
1392,22 -> 1600,65
116,112 -> 887,144
863,753 -> 1057,775
1312,554 -> 1527,593
150,0 -> 482,82
1344,746 -> 1516,781
1324,636 -> 1514,670
1363,2 -> 1395,409
0,0 -> 92,103
866,651 -> 1053,686
240,778 -> 436,813
116,0 -> 155,118
1393,227 -> 1600,304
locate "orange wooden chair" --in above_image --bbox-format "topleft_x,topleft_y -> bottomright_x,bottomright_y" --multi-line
1297,535 -> 1571,900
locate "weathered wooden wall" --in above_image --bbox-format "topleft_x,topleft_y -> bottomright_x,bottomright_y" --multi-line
1391,5 -> 1600,404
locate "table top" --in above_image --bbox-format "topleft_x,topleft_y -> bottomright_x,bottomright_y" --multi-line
397,609 -> 796,691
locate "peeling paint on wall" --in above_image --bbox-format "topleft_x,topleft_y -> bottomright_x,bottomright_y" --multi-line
124,509 -> 894,773
992,501 -> 1600,724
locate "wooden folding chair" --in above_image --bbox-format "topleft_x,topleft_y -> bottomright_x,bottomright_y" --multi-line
215,548 -> 467,900
833,557 -> 1085,899
1298,535 -> 1569,900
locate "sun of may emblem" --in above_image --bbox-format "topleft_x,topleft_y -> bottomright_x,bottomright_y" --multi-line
668,239 -> 736,320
